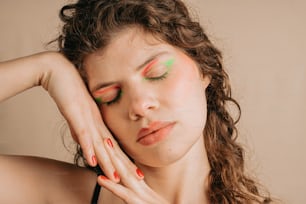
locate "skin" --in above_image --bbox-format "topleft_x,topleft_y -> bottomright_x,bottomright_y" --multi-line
0,52 -> 121,203
0,52 -> 124,183
0,155 -> 98,204
85,27 -> 211,204
0,27 -> 273,204
0,26 -> 211,204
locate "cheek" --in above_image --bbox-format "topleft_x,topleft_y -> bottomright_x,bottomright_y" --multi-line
163,61 -> 207,131
100,108 -> 123,138
100,106 -> 136,149
101,108 -> 136,156
163,64 -> 203,106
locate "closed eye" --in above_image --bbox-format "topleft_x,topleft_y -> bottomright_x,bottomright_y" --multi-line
144,58 -> 174,81
94,86 -> 122,106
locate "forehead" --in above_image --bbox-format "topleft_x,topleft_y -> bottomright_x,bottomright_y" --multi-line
85,27 -> 165,66
84,27 -> 175,89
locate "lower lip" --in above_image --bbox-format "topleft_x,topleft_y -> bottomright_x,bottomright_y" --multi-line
137,123 -> 175,146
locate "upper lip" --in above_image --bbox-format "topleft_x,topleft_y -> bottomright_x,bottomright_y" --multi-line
137,121 -> 175,141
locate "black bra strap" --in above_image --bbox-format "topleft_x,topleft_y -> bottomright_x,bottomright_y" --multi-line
91,182 -> 101,204
91,165 -> 103,204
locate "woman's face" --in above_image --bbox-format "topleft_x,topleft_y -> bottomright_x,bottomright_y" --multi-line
84,27 -> 210,167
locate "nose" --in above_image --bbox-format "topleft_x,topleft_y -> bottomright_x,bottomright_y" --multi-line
128,88 -> 159,121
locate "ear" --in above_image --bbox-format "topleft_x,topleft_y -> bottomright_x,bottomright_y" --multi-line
201,74 -> 211,89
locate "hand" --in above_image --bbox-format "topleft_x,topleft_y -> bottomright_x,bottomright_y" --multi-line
39,52 -> 140,182
98,138 -> 169,204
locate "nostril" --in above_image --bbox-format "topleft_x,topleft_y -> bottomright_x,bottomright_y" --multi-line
128,94 -> 159,120
129,111 -> 141,121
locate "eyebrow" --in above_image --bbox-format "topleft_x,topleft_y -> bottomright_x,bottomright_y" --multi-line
91,51 -> 168,93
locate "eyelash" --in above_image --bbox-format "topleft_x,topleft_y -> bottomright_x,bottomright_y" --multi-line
103,89 -> 122,106
144,70 -> 169,81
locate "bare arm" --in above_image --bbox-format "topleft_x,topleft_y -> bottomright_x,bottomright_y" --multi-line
0,51 -> 106,166
0,155 -> 96,204
0,52 -> 47,101
0,52 -> 142,187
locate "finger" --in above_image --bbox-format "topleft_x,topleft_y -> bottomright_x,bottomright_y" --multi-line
65,95 -> 125,182
76,129 -> 96,166
68,124 -> 79,144
63,105 -> 97,167
81,118 -> 120,183
103,138 -> 144,187
97,176 -> 143,204
102,137 -> 144,181
92,135 -> 119,182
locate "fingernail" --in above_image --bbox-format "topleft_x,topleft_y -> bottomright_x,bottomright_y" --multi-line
114,171 -> 120,181
92,155 -> 97,166
99,175 -> 108,180
136,168 -> 144,178
106,138 -> 114,148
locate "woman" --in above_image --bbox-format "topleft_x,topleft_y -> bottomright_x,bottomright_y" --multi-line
0,0 -> 272,203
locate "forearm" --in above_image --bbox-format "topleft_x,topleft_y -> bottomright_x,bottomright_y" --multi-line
0,51 -> 110,171
0,52 -> 52,101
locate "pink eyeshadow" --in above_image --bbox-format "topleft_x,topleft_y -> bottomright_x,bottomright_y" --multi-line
93,85 -> 119,97
141,59 -> 158,76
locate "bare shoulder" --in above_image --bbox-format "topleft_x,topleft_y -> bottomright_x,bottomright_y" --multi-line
0,155 -> 97,204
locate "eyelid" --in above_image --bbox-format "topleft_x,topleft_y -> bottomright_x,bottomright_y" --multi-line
164,58 -> 174,68
143,58 -> 174,79
141,59 -> 158,76
93,85 -> 120,97
104,89 -> 122,106
94,86 -> 121,106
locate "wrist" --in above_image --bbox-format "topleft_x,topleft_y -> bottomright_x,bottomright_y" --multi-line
37,51 -> 65,90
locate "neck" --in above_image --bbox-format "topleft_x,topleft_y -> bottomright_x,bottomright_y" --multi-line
137,136 -> 211,204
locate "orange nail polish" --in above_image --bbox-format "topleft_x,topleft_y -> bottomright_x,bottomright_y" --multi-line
114,171 -> 120,181
136,168 -> 144,178
92,155 -> 97,166
106,138 -> 114,148
99,175 -> 108,180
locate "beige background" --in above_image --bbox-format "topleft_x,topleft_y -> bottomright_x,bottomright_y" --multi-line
0,0 -> 305,203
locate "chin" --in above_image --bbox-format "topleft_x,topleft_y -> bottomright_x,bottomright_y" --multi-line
134,135 -> 202,168
135,152 -> 185,168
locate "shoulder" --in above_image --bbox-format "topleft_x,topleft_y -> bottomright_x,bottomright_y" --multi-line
0,155 -> 97,204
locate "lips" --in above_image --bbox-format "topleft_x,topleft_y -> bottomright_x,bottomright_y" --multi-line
137,121 -> 176,146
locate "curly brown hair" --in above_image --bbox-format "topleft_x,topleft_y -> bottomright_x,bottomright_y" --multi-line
56,0 -> 272,203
